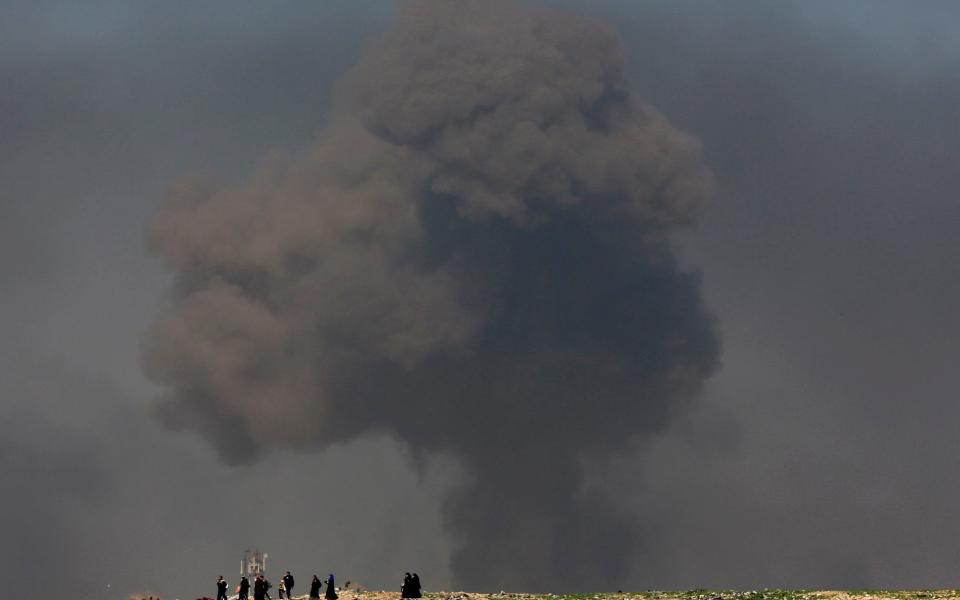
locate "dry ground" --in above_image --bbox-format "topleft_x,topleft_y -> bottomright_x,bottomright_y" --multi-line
183,588 -> 960,600
300,589 -> 960,600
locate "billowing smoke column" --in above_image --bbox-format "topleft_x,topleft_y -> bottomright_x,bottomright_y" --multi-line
144,0 -> 719,591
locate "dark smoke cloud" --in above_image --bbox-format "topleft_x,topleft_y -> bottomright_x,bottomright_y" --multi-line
144,0 -> 719,590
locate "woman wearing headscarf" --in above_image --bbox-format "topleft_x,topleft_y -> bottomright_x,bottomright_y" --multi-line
325,574 -> 337,600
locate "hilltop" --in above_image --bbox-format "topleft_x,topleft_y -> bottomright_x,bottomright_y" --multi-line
185,589 -> 960,600
325,590 -> 960,600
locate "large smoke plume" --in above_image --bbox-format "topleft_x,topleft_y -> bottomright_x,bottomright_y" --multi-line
144,0 -> 719,590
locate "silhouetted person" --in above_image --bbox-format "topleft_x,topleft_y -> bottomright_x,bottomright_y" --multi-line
410,574 -> 421,598
284,571 -> 295,599
310,576 -> 322,599
325,574 -> 337,600
254,576 -> 266,600
217,576 -> 228,600
239,577 -> 251,600
401,573 -> 412,598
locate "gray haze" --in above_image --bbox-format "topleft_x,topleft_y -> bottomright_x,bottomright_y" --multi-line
2,1 -> 960,599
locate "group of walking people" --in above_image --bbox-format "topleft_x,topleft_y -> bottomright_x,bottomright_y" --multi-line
400,573 -> 422,599
216,572 -> 338,600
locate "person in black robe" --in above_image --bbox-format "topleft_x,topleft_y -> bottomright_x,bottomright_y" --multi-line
283,572 -> 295,599
325,574 -> 337,600
217,576 -> 228,600
410,574 -> 422,598
239,577 -> 251,600
254,576 -> 266,600
401,573 -> 412,598
310,576 -> 322,599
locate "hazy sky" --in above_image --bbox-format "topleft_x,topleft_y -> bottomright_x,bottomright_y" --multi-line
2,1 -> 960,599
